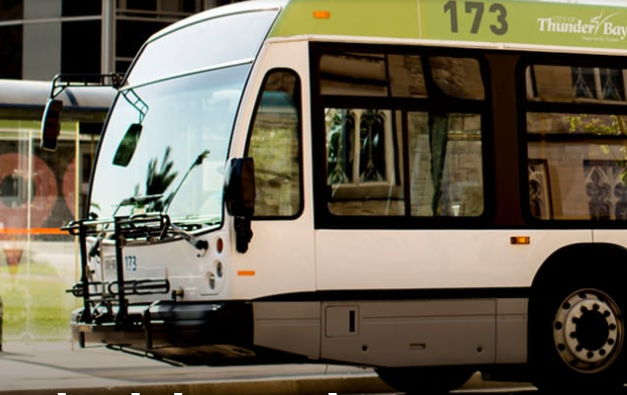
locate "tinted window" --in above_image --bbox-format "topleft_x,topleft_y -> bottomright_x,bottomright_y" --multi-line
320,52 -> 484,100
318,47 -> 486,219
525,62 -> 627,220
247,70 -> 302,218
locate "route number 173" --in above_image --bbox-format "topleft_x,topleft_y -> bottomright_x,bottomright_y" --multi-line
125,255 -> 137,271
443,1 -> 509,36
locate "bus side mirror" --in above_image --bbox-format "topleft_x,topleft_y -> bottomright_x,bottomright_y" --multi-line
113,123 -> 143,166
224,157 -> 255,253
40,99 -> 63,152
225,157 -> 255,217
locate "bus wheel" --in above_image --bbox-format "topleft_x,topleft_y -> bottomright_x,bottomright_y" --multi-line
530,282 -> 626,392
375,366 -> 473,394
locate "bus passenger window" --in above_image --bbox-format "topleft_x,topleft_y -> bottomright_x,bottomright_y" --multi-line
525,63 -> 627,221
408,112 -> 484,217
247,70 -> 301,218
320,53 -> 389,97
318,47 -> 487,219
429,57 -> 485,100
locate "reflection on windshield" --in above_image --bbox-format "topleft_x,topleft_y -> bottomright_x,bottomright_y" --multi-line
90,64 -> 250,227
164,148 -> 210,212
142,146 -> 178,212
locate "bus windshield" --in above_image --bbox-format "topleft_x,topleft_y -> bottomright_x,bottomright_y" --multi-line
88,7 -> 280,226
89,64 -> 249,225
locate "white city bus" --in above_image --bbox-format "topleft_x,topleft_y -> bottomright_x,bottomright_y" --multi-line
42,0 -> 627,392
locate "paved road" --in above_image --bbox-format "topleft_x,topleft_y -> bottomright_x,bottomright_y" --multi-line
0,341 -> 534,395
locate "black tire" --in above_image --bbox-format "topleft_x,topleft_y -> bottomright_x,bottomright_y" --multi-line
529,273 -> 626,393
375,366 -> 473,394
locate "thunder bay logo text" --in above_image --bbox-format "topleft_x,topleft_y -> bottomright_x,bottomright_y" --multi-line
537,11 -> 627,42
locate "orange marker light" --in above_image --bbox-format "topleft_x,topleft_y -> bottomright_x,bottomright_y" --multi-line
313,10 -> 331,19
238,270 -> 256,276
510,236 -> 530,245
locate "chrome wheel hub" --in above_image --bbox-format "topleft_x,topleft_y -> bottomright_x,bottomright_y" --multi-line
553,289 -> 623,372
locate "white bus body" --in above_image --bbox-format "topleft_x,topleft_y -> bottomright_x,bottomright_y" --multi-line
50,0 -> 627,392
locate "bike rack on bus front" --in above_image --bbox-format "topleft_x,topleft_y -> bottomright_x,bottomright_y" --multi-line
63,214 -> 173,329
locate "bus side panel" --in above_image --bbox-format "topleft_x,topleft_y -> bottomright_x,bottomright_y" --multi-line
592,230 -> 627,249
309,229 -> 586,365
320,299 -> 497,367
254,301 -> 321,359
314,229 -> 592,290
252,298 -> 527,366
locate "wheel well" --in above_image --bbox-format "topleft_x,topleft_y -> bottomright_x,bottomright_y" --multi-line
531,242 -> 627,293
527,242 -> 627,390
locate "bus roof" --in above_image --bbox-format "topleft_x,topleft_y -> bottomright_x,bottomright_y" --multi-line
148,0 -> 288,43
267,0 -> 627,52
153,0 -> 627,54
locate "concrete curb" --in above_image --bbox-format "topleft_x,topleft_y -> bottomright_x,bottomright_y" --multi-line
3,372 -> 537,395
6,374 -> 390,395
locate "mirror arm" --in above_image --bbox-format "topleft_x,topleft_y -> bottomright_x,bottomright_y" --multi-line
234,217 -> 253,253
41,73 -> 124,153
224,158 -> 255,253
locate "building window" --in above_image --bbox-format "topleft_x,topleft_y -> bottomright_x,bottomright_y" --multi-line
62,0 -> 101,17
61,20 -> 100,74
0,26 -> 22,78
327,108 -> 391,185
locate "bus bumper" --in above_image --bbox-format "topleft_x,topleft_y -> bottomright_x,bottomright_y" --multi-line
71,300 -> 256,364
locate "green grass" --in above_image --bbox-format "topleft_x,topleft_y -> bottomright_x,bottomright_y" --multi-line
0,262 -> 79,341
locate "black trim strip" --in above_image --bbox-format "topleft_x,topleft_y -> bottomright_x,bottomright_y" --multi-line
254,287 -> 530,302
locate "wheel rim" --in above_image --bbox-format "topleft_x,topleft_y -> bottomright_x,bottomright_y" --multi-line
553,289 -> 623,373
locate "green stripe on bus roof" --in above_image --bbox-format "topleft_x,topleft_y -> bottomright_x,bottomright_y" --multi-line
269,0 -> 421,39
269,0 -> 627,51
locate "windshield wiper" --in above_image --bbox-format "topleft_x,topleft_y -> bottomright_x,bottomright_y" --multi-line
168,220 -> 209,256
163,149 -> 210,212
111,194 -> 164,217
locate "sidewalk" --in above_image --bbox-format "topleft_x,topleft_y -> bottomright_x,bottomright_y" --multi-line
0,341 -> 389,395
0,341 -> 535,395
